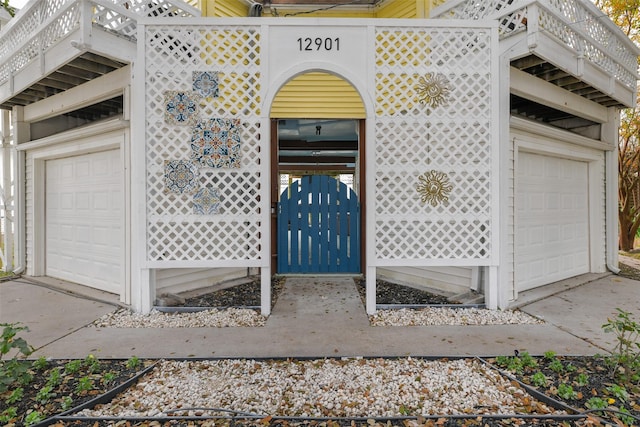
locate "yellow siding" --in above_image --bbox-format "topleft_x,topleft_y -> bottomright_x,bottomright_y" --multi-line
271,72 -> 365,119
262,9 -> 375,18
376,0 -> 417,18
195,0 -> 439,19
197,0 -> 248,17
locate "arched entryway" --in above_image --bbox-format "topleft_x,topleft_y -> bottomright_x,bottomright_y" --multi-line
269,72 -> 366,274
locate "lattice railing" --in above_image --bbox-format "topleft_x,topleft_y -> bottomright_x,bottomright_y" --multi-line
432,0 -> 639,90
0,0 -> 200,85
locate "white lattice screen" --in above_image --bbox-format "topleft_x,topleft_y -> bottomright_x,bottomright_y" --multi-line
373,27 -> 494,262
142,20 -> 496,266
143,24 -> 263,262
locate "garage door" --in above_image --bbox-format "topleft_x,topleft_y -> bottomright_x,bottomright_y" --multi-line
516,152 -> 590,292
46,150 -> 123,295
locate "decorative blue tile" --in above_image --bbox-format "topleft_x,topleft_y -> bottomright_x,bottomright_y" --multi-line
193,71 -> 219,98
190,118 -> 242,168
164,160 -> 199,194
193,186 -> 222,215
164,90 -> 199,126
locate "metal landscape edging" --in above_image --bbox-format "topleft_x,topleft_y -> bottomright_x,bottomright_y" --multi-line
30,361 -> 157,427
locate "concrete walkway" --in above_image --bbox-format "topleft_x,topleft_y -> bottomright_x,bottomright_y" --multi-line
0,273 -> 638,359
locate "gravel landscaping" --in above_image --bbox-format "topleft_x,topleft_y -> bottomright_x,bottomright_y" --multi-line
91,277 -> 540,328
76,358 -> 560,419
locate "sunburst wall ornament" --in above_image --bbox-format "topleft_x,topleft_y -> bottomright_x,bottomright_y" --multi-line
415,72 -> 451,108
416,170 -> 453,207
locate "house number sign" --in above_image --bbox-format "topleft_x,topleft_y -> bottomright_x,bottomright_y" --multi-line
268,26 -> 366,83
297,37 -> 340,51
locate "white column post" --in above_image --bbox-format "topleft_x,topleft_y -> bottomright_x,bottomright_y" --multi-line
1,110 -> 12,271
11,107 -> 29,275
603,107 -> 621,273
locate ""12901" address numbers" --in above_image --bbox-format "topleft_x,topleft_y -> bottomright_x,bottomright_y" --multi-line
297,37 -> 340,51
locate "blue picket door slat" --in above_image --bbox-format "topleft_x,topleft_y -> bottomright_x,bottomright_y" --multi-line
277,175 -> 360,273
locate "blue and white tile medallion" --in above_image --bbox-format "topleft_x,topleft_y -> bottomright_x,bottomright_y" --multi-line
193,186 -> 222,215
193,71 -> 219,99
164,160 -> 199,194
164,90 -> 200,126
190,118 -> 242,168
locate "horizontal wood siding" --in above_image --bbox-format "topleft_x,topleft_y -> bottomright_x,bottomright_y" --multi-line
191,0 -> 247,17
271,72 -> 365,119
211,0 -> 248,17
377,266 -> 473,295
263,9 -> 375,18
156,267 -> 248,295
376,0 -> 417,18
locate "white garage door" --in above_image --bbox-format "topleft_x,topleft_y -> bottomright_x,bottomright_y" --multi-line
516,152 -> 590,292
46,150 -> 123,295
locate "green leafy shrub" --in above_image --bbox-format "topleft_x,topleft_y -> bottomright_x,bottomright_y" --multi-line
0,323 -> 34,393
556,383 -> 578,400
531,371 -> 548,387
602,308 -> 640,385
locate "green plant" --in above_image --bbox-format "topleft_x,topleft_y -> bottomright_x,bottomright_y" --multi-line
24,410 -> 44,426
64,359 -> 82,374
556,383 -> 578,400
544,350 -> 557,360
126,356 -> 141,369
84,354 -> 101,373
585,397 -> 608,410
530,371 -> 548,387
548,359 -> 565,373
31,356 -> 48,370
519,352 -> 538,369
75,376 -> 94,393
0,407 -> 17,423
61,396 -> 74,411
0,323 -> 34,393
5,386 -> 23,404
0,323 -> 32,360
575,372 -> 589,387
46,367 -> 62,387
602,308 -> 640,384
35,384 -> 56,403
398,404 -> 410,415
606,384 -> 629,402
102,371 -> 116,384
495,355 -> 525,374
616,407 -> 636,426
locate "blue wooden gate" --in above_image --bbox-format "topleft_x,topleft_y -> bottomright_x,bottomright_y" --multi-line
278,175 -> 360,273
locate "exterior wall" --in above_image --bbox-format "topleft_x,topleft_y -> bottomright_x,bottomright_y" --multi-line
378,266 -> 472,295
271,72 -> 366,119
156,267 -> 248,294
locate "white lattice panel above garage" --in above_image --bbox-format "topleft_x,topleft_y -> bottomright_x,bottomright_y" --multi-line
374,26 -> 495,263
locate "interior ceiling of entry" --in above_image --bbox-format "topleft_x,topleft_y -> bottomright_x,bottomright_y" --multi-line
278,119 -> 358,167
